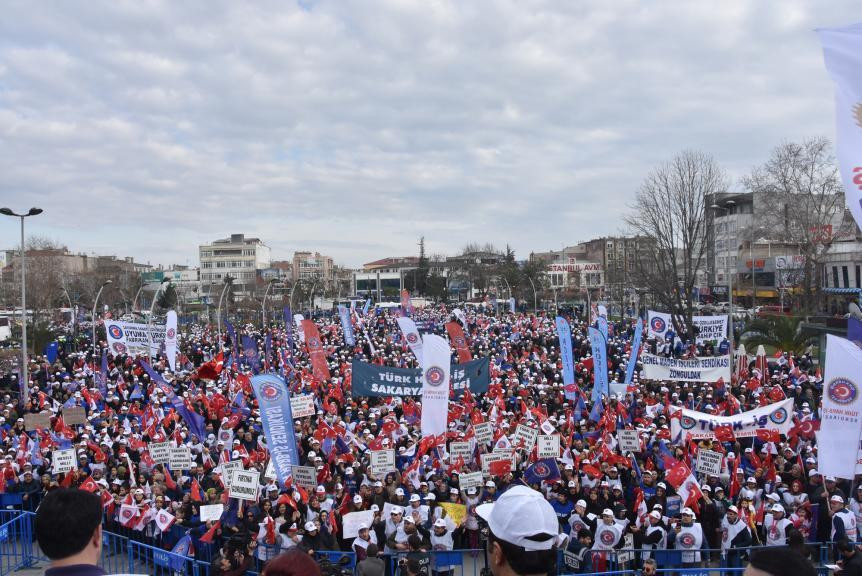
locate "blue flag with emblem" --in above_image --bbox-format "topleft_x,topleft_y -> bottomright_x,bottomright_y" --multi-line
282,306 -> 295,357
250,374 -> 299,487
169,534 -> 193,570
241,335 -> 260,374
555,316 -> 576,401
624,319 -> 643,386
338,305 -> 356,346
362,299 -> 371,316
524,458 -> 561,485
588,327 -> 608,404
44,341 -> 58,364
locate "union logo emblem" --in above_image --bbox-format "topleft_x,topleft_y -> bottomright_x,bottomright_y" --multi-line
425,367 -> 445,387
680,533 -> 696,548
260,382 -> 283,402
828,377 -> 858,405
650,317 -> 666,333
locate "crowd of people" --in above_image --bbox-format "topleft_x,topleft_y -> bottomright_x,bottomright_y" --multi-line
0,301 -> 848,575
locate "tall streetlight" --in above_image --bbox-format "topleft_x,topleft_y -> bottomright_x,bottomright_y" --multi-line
261,278 -> 277,327
147,278 -> 170,362
527,276 -> 538,312
216,276 -> 234,347
0,207 -> 43,406
92,279 -> 113,354
711,200 -> 736,354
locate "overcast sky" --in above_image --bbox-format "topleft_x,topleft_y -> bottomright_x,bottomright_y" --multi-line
0,1 -> 858,269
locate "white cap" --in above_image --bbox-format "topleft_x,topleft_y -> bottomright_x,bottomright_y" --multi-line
681,507 -> 695,517
727,505 -> 739,513
649,510 -> 661,520
575,499 -> 587,509
410,494 -> 421,502
831,495 -> 845,504
475,486 -> 559,551
403,515 -> 415,524
357,522 -> 369,530
771,504 -> 784,513
304,521 -> 317,531
353,495 -> 363,504
601,508 -> 614,517
434,518 -> 447,528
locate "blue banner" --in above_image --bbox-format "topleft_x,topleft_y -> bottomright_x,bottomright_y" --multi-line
241,335 -> 260,373
597,316 -> 608,343
250,374 -> 300,488
44,341 -> 58,364
555,316 -> 576,400
588,327 -> 608,404
338,305 -> 356,346
362,299 -> 371,316
849,316 -> 862,348
140,360 -> 206,441
282,307 -> 295,356
624,319 -> 643,385
350,357 -> 490,398
96,350 -> 108,397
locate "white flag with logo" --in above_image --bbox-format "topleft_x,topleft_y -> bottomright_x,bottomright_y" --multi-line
396,317 -> 423,360
165,310 -> 178,372
155,508 -> 176,532
420,335 -> 450,438
819,24 -> 862,233
818,334 -> 862,479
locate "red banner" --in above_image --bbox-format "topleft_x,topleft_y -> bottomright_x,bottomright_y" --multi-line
445,322 -> 471,364
302,320 -> 331,383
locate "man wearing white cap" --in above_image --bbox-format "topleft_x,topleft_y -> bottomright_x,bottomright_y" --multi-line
352,522 -> 377,561
671,508 -> 704,567
638,510 -> 667,562
763,504 -> 791,547
567,499 -> 596,541
475,485 -> 560,576
592,508 -> 622,558
430,518 -> 457,575
720,505 -> 751,569
830,494 -> 858,549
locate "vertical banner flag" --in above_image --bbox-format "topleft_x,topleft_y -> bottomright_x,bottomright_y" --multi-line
818,334 -> 862,479
400,290 -> 414,317
624,319 -> 643,385
362,299 -> 371,316
588,327 -> 609,404
338,305 -> 356,346
818,24 -> 862,233
301,320 -> 331,383
242,335 -> 261,373
250,374 -> 299,487
293,314 -> 305,343
452,308 -> 467,327
283,307 -> 295,356
165,310 -> 178,372
420,335 -> 450,438
396,317 -> 423,360
555,316 -> 576,400
97,349 -> 108,397
597,316 -> 608,343
445,321 -> 472,364
509,297 -> 516,313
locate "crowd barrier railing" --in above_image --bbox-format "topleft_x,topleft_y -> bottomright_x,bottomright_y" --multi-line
0,510 -> 33,574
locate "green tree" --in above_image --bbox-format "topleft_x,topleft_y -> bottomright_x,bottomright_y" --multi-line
742,315 -> 814,353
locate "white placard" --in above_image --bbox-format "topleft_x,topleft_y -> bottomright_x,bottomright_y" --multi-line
149,442 -> 172,465
473,422 -> 493,445
695,449 -> 723,476
481,450 -> 514,476
290,395 -> 316,419
458,471 -> 484,491
169,446 -> 193,471
229,469 -> 260,501
291,465 -> 318,491
52,448 -> 77,474
514,424 -> 538,451
448,441 -> 473,460
537,434 -> 560,459
617,430 -> 641,453
200,504 -> 224,523
220,460 -> 244,487
370,450 -> 396,476
342,510 -> 375,539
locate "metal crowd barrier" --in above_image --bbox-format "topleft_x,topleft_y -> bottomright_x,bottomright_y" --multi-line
0,511 -> 32,574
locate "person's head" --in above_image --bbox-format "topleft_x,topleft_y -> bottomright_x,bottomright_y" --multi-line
476,485 -> 559,576
261,549 -> 322,576
408,533 -> 422,551
576,528 -> 592,547
366,543 -> 379,558
838,539 -> 858,559
35,489 -> 103,565
830,494 -> 846,512
643,558 -> 657,576
744,547 -> 817,576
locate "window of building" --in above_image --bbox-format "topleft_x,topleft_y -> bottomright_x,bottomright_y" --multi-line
842,266 -> 850,289
202,262 -> 212,268
216,262 -> 226,268
856,265 -> 861,289
833,266 -> 840,288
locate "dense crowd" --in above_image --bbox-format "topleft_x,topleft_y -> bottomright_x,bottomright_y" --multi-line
0,303 -> 846,575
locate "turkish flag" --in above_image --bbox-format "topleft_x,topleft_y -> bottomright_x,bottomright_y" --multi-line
756,429 -> 780,443
488,459 -> 512,477
445,322 -> 472,364
302,320 -> 331,383
199,521 -> 220,543
714,425 -> 735,443
665,460 -> 692,489
79,476 -> 98,493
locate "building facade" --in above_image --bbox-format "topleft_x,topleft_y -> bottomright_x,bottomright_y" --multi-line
291,251 -> 335,287
199,234 -> 271,296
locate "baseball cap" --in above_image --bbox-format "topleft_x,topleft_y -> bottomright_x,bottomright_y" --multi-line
771,504 -> 784,513
681,507 -> 695,517
649,510 -> 661,519
575,499 -> 587,509
304,521 -> 317,531
475,486 -> 559,551
727,505 -> 739,514
434,518 -> 447,528
831,495 -> 845,504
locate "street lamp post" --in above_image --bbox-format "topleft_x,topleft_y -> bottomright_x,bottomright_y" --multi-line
527,276 -> 538,312
711,200 -> 736,354
0,207 -> 43,406
216,276 -> 233,348
132,281 -> 147,312
147,278 -> 170,362
261,278 -> 277,327
92,280 -> 113,354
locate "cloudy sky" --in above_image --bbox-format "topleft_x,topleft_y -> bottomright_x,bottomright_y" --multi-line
0,1 -> 858,269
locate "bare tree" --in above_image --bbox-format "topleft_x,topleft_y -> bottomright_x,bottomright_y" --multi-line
625,150 -> 727,337
743,137 -> 847,313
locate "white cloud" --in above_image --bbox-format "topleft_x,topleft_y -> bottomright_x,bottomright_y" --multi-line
0,0 -> 857,267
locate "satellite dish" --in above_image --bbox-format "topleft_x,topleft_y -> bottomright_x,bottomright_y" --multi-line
850,302 -> 862,322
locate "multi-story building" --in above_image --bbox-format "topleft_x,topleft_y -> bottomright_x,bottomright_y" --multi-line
199,234 -> 271,296
291,251 -> 334,287
705,192 -> 755,300
141,266 -> 202,302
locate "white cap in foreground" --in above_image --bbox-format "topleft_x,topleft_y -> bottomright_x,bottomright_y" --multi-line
475,486 -> 559,551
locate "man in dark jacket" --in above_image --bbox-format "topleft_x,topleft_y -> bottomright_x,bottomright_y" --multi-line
356,543 -> 386,576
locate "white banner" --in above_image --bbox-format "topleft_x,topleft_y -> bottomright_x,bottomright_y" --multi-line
290,395 -> 315,419
52,448 -> 77,474
695,449 -> 723,476
537,434 -> 560,459
370,450 -> 396,476
473,422 -> 493,445
149,442 -> 172,465
819,24 -> 862,233
229,469 -> 260,501
293,314 -> 305,342
169,446 -> 193,471
514,424 -> 538,451
641,352 -> 731,383
420,335 -> 450,438
219,460 -> 244,487
459,471 -> 484,491
671,398 -> 794,441
342,510 -> 375,539
165,310 -> 177,372
200,504 -> 224,523
617,430 -> 640,453
396,317 -> 424,360
291,465 -> 318,491
105,320 -> 166,357
448,441 -> 473,460
819,335 -> 862,479
646,310 -> 727,343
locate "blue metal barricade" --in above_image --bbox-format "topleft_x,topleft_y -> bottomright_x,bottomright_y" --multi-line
128,539 -> 196,576
0,510 -> 32,574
